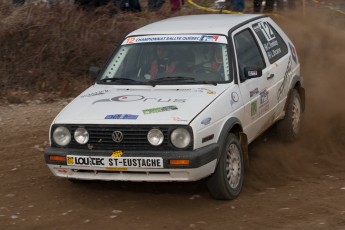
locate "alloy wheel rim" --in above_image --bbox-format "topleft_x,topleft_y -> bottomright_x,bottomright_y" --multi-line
226,143 -> 241,189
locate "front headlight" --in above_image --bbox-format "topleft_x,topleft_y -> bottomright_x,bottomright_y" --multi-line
170,128 -> 191,149
53,126 -> 71,146
147,129 -> 164,146
74,127 -> 89,145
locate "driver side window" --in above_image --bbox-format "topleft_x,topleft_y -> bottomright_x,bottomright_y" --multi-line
234,29 -> 265,80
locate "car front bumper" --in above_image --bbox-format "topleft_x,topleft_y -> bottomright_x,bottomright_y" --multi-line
44,143 -> 219,182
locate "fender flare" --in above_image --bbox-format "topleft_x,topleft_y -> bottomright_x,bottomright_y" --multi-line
286,75 -> 306,112
216,117 -> 249,166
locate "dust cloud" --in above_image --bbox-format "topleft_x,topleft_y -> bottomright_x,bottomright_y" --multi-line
245,8 -> 345,191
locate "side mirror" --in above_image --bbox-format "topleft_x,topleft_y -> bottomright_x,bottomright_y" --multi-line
89,66 -> 101,79
243,66 -> 262,79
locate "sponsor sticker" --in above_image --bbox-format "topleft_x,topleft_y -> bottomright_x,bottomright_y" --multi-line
266,47 -> 282,60
263,40 -> 278,51
253,21 -> 283,62
172,117 -> 188,122
105,114 -> 138,119
126,37 -> 136,44
289,43 -> 297,63
121,35 -> 228,45
81,90 -> 110,98
277,58 -> 293,102
67,155 -> 163,169
250,88 -> 259,97
67,156 -> 74,165
111,150 -> 123,157
248,70 -> 258,77
231,92 -> 239,102
196,88 -> 217,94
258,89 -> 269,115
259,89 -> 269,106
143,105 -> 178,115
200,35 -> 219,42
231,92 -> 239,107
93,96 -> 186,104
257,21 -> 276,42
251,101 -> 257,117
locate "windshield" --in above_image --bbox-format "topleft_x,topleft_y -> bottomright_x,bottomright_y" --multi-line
98,37 -> 232,85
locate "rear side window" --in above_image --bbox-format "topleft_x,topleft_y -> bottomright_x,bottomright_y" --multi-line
252,21 -> 288,63
234,29 -> 265,79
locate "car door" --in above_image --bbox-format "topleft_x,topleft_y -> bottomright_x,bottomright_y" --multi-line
251,19 -> 291,121
231,26 -> 276,143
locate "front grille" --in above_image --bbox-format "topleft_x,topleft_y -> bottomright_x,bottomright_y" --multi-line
52,125 -> 193,151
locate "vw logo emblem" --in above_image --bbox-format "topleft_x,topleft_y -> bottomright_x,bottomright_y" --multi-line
112,131 -> 123,143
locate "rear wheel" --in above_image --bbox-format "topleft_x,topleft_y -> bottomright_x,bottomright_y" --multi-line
207,133 -> 244,200
276,89 -> 302,141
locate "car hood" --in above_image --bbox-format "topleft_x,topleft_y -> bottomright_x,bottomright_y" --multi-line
53,84 -> 228,125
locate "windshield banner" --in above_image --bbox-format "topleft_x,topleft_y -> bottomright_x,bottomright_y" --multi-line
122,35 -> 228,45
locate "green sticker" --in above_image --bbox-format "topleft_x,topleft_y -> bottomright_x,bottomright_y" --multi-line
143,105 -> 178,115
251,101 -> 257,116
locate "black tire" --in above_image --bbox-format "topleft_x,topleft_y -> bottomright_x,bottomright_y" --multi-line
276,89 -> 302,142
207,133 -> 244,200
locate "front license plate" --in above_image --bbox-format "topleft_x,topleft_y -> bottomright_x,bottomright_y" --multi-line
66,155 -> 163,169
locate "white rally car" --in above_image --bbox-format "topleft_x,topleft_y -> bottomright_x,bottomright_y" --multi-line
44,14 -> 305,200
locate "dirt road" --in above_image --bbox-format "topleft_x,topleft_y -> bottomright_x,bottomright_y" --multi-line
1,6 -> 345,230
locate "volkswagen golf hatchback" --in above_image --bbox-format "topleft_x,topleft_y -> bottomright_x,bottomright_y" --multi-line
44,14 -> 305,200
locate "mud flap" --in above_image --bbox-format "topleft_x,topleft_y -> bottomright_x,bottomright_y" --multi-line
239,132 -> 249,169
283,90 -> 291,113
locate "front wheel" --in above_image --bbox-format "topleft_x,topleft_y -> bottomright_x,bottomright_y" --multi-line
207,133 -> 244,200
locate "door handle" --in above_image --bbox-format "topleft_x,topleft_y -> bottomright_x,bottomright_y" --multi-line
267,74 -> 274,80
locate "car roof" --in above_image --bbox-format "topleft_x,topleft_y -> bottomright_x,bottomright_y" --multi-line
128,14 -> 265,37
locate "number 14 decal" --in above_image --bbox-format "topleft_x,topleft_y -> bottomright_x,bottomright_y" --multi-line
258,21 -> 276,41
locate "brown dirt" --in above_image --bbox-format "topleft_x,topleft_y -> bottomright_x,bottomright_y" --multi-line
1,3 -> 345,230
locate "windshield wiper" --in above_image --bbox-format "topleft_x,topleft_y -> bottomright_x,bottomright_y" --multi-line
150,76 -> 218,86
151,76 -> 197,82
193,81 -> 218,86
98,78 -> 144,85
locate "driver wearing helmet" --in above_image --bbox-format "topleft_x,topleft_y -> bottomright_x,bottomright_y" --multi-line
146,45 -> 177,79
203,46 -> 224,73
